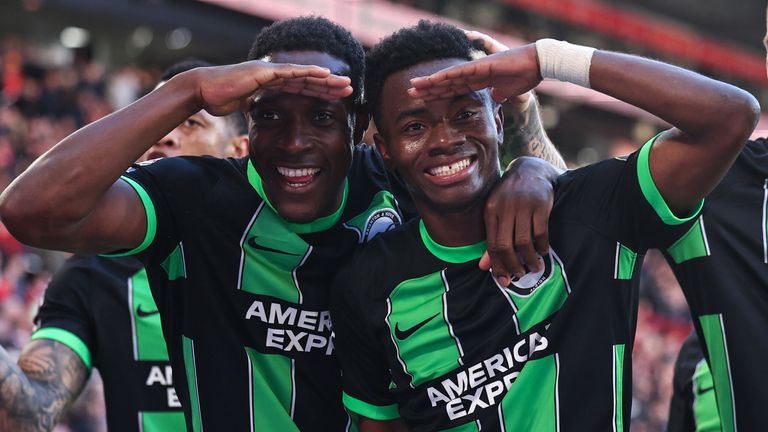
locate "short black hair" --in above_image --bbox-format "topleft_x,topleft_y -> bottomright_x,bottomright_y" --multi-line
366,20 -> 484,125
248,16 -> 365,106
160,60 -> 247,136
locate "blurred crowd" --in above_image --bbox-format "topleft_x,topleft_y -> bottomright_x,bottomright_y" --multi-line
0,35 -> 693,431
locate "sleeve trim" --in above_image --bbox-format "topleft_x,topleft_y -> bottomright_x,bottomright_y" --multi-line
637,134 -> 704,226
31,327 -> 92,370
102,176 -> 157,257
342,392 -> 400,420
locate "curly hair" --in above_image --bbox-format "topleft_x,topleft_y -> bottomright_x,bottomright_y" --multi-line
248,16 -> 366,106
366,20 -> 484,125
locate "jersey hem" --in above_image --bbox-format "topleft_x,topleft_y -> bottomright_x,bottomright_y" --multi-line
342,392 -> 400,420
101,176 -> 158,257
31,327 -> 93,371
636,134 -> 704,226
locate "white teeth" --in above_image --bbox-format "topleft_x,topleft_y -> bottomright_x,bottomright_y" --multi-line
277,167 -> 320,178
428,158 -> 471,177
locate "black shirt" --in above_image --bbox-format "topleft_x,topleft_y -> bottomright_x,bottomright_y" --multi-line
333,138 -> 699,431
35,255 -> 184,432
663,138 -> 768,432
119,146 -> 403,431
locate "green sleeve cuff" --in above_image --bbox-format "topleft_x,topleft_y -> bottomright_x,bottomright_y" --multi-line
342,392 -> 400,420
31,327 -> 92,370
636,134 -> 704,225
101,176 -> 157,257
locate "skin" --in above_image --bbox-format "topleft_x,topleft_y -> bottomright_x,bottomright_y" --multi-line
142,110 -> 248,161
248,51 -> 364,223
374,58 -> 505,247
0,98 -> 248,432
409,44 -> 759,215
465,30 -> 565,281
0,340 -> 89,432
0,59 -> 352,253
361,33 -> 758,432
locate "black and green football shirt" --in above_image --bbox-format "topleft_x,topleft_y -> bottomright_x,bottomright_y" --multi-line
332,137 -> 700,431
668,332 -> 721,432
34,255 -> 184,432
116,146 -> 403,431
662,138 -> 768,432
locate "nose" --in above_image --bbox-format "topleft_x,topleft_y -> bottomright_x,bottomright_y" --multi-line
280,119 -> 314,155
428,121 -> 464,156
155,128 -> 182,150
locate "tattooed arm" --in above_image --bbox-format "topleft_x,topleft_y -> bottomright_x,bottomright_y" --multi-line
0,339 -> 89,432
463,30 -> 566,170
506,93 -> 567,170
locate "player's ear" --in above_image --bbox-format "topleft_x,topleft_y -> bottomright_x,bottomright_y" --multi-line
373,129 -> 395,171
229,135 -> 249,158
353,106 -> 370,145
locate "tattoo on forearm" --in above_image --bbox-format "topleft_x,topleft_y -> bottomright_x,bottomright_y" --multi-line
0,339 -> 88,432
506,96 -> 568,170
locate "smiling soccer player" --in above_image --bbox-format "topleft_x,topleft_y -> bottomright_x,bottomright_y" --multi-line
331,21 -> 757,431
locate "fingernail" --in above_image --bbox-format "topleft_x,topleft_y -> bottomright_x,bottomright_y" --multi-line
497,276 -> 509,286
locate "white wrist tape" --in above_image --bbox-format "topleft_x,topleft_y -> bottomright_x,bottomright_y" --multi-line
535,39 -> 596,88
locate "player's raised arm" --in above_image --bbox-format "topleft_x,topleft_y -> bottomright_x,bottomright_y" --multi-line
410,41 -> 760,214
0,340 -> 89,432
0,61 -> 351,253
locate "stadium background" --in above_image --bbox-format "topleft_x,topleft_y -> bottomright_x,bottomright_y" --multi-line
0,0 -> 765,430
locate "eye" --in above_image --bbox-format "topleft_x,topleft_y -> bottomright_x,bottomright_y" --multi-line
184,118 -> 203,128
257,111 -> 281,121
403,122 -> 425,133
456,110 -> 478,120
314,111 -> 335,125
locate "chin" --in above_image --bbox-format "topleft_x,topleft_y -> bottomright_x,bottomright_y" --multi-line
274,202 -> 323,224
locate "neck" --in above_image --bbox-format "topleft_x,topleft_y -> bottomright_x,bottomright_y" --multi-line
417,200 -> 486,247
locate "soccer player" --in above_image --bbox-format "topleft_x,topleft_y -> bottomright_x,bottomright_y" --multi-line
330,21 -> 758,431
663,8 -> 768,430
0,60 -> 247,432
0,17 -> 563,431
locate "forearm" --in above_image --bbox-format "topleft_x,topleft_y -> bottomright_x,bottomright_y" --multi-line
506,94 -> 566,170
589,51 -> 758,142
0,71 -> 200,232
0,340 -> 88,432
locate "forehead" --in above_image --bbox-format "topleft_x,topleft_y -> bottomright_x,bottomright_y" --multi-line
380,58 -> 487,117
267,51 -> 350,76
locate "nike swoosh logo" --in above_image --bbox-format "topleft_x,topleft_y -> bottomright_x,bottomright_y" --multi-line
696,385 -> 714,395
246,236 -> 300,256
394,313 -> 439,340
136,305 -> 160,318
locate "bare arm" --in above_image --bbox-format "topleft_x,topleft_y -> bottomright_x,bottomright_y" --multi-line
0,62 -> 351,253
410,43 -> 759,214
464,30 -> 566,169
359,416 -> 408,432
506,94 -> 566,169
0,340 -> 89,432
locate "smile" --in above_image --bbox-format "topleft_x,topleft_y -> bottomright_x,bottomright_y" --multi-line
427,157 -> 473,177
276,166 -> 321,188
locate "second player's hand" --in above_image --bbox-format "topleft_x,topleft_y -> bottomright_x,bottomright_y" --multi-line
481,157 -> 558,286
408,44 -> 541,104
196,60 -> 353,116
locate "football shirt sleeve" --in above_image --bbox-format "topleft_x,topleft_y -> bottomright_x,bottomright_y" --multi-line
33,258 -> 95,371
331,263 -> 400,421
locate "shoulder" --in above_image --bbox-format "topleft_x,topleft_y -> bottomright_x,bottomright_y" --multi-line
334,220 -> 419,292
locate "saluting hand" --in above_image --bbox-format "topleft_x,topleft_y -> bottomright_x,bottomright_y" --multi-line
408,44 -> 541,104
196,60 -> 354,116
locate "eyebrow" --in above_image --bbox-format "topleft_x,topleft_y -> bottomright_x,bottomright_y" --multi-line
394,92 -> 485,123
